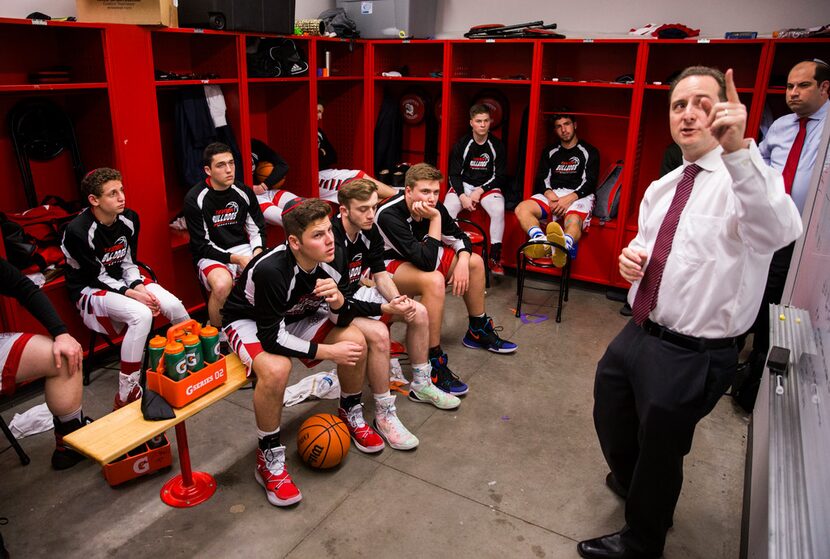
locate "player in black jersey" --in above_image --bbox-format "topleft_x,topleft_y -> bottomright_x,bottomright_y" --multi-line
183,142 -> 267,328
515,112 -> 600,265
335,179 -> 461,417
444,104 -> 507,274
0,257 -> 87,470
221,198 -> 399,507
62,168 -> 189,409
375,163 -> 518,396
250,138 -> 301,228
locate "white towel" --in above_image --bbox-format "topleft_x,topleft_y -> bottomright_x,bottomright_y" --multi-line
283,370 -> 340,407
9,402 -> 53,438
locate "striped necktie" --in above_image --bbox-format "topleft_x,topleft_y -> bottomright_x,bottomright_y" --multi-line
632,163 -> 702,325
781,117 -> 808,195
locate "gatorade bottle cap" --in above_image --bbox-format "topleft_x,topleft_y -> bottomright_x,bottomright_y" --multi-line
201,325 -> 219,336
181,334 -> 200,345
149,335 -> 167,349
164,341 -> 185,353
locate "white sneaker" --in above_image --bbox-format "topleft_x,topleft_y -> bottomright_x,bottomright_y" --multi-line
408,382 -> 461,410
373,395 -> 419,450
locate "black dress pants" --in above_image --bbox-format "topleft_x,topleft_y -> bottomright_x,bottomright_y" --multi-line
593,320 -> 737,554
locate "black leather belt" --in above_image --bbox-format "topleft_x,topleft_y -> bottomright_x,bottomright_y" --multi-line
642,319 -> 736,352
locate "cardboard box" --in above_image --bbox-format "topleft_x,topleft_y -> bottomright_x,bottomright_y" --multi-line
76,0 -> 178,27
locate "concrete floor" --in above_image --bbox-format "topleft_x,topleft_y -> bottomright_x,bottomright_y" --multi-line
0,276 -> 749,558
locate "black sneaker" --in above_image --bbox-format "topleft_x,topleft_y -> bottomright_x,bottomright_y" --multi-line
462,317 -> 518,354
52,416 -> 92,471
429,353 -> 469,396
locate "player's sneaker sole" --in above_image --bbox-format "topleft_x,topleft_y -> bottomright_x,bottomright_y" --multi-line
373,419 -> 419,451
546,222 -> 568,268
408,386 -> 462,410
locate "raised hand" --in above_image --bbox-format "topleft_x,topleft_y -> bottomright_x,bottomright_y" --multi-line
701,69 -> 747,153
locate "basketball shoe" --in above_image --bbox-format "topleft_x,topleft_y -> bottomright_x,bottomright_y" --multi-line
338,403 -> 385,453
408,381 -> 461,409
51,416 -> 93,470
429,352 -> 469,395
546,222 -> 568,268
462,316 -> 518,354
373,395 -> 418,450
255,445 -> 302,507
113,383 -> 142,410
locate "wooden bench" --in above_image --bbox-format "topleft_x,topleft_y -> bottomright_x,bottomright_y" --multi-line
64,354 -> 249,507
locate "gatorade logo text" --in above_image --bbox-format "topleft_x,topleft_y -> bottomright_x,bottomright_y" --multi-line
186,352 -> 198,367
212,202 -> 240,227
100,236 -> 129,267
185,367 -> 225,396
176,360 -> 187,376
469,154 -> 490,169
133,456 -> 150,474
555,156 -> 581,174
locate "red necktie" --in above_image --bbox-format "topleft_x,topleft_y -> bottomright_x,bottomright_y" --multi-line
632,163 -> 702,325
781,117 -> 808,195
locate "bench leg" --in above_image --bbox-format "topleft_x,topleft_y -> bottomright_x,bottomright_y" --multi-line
160,421 -> 216,508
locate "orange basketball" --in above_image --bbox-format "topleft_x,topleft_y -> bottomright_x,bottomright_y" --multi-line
297,413 -> 350,469
255,161 -> 274,184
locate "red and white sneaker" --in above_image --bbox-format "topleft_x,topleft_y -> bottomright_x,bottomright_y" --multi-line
255,445 -> 302,507
113,384 -> 142,410
338,403 -> 385,453
488,258 -> 505,276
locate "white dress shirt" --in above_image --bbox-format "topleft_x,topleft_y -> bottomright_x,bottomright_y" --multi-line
627,141 -> 803,338
759,100 -> 829,212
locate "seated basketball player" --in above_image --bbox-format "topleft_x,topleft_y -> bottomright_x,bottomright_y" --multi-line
443,104 -> 507,275
221,198 -> 416,507
0,257 -> 87,469
62,168 -> 190,408
514,112 -> 599,265
183,142 -> 267,328
375,163 -> 518,397
317,103 -> 398,208
250,137 -> 301,228
334,179 -> 461,413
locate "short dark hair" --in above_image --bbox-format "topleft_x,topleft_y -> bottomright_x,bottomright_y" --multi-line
469,104 -> 491,119
337,178 -> 377,207
203,142 -> 233,167
81,167 -> 122,199
551,110 -> 576,125
405,163 -> 443,188
283,198 -> 331,240
669,66 -> 727,102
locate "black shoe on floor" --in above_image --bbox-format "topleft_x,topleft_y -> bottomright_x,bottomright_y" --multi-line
52,416 -> 92,470
577,532 -> 661,559
620,303 -> 632,316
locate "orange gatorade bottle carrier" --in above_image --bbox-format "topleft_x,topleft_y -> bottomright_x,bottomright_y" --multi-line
145,320 -> 227,408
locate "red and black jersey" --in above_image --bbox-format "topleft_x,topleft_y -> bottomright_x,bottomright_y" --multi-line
448,133 -> 507,193
0,257 -> 67,337
374,192 -> 472,271
331,215 -> 387,297
61,207 -> 144,303
183,179 -> 267,264
221,241 -> 382,359
534,140 -> 600,198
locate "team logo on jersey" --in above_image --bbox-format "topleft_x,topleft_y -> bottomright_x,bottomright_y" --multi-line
101,236 -> 128,267
212,201 -> 240,227
469,153 -> 490,169
555,156 -> 580,174
348,254 -> 363,284
286,293 -> 324,316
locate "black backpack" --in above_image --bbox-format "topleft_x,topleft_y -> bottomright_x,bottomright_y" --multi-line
593,160 -> 624,222
319,8 -> 360,38
246,38 -> 308,78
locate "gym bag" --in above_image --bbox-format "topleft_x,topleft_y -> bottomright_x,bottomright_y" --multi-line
593,160 -> 624,222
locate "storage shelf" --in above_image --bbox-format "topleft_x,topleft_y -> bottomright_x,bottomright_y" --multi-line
644,84 -> 755,93
317,76 -> 363,81
541,81 -> 635,89
541,110 -> 629,120
450,78 -> 531,85
247,76 -> 311,84
0,82 -> 108,92
155,78 -> 238,87
374,76 -> 442,82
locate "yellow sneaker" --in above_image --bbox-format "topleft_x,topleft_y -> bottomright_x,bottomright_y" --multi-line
523,237 -> 551,259
546,222 -> 568,268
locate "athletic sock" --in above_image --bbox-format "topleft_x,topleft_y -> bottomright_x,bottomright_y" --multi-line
339,391 -> 362,411
528,226 -> 544,239
258,427 -> 281,450
411,363 -> 431,389
469,313 -> 487,329
373,390 -> 392,403
56,408 -> 83,425
564,234 -> 575,250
